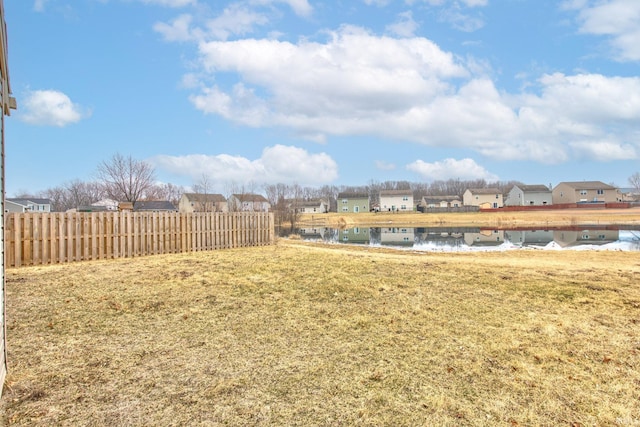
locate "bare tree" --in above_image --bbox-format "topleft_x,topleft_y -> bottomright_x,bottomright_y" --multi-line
96,153 -> 156,202
146,182 -> 185,206
629,172 -> 640,192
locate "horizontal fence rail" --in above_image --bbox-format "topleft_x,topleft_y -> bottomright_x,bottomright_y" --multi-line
4,211 -> 274,267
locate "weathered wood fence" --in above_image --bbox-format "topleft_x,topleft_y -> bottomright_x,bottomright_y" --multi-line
4,211 -> 274,267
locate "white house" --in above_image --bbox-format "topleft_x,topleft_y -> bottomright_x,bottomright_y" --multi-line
379,190 -> 413,212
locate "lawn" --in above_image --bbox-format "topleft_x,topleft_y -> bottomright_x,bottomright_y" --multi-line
2,239 -> 639,426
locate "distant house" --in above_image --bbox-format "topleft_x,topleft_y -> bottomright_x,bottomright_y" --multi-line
551,181 -> 620,204
91,198 -> 119,211
420,195 -> 462,209
228,194 -> 271,212
379,190 -> 413,212
505,184 -> 552,206
337,192 -> 369,213
289,199 -> 328,214
179,193 -> 228,213
462,188 -> 503,209
464,229 -> 505,246
5,198 -> 52,213
133,201 -> 177,212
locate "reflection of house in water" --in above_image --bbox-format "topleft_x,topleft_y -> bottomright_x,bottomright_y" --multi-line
298,227 -> 328,239
339,227 -> 370,244
553,230 -> 619,248
415,228 -> 468,247
505,230 -> 554,246
464,230 -> 505,246
380,227 -> 415,246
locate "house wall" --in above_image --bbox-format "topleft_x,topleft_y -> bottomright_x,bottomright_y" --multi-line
463,190 -> 504,208
505,187 -> 552,206
340,197 -> 369,213
552,183 -> 619,204
379,195 -> 413,212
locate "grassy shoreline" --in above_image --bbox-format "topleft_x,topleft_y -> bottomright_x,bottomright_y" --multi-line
296,207 -> 640,228
2,239 -> 639,425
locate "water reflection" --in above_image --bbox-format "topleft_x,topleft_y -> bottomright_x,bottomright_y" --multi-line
290,226 -> 640,251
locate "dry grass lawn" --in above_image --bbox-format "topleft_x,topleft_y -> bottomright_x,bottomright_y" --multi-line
2,238 -> 640,426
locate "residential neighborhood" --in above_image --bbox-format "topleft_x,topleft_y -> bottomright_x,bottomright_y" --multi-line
5,180 -> 637,215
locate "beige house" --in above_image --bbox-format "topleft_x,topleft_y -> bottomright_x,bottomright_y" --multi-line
179,193 -> 228,213
379,190 -> 414,212
228,193 -> 271,212
552,181 -> 620,204
463,188 -> 503,209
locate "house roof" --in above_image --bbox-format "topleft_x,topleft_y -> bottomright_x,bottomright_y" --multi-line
289,199 -> 326,207
133,201 -> 177,211
6,198 -> 51,205
556,181 -> 617,190
231,193 -> 269,203
516,184 -> 551,192
465,188 -> 501,195
422,195 -> 461,202
379,189 -> 413,196
338,192 -> 369,199
183,193 -> 226,203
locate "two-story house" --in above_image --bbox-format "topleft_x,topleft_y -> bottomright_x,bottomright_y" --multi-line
228,194 -> 271,212
552,181 -> 620,204
462,188 -> 503,209
337,192 -> 369,213
505,184 -> 552,206
379,190 -> 413,212
179,193 -> 228,213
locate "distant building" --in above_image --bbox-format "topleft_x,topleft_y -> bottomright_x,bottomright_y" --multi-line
133,201 -> 177,212
179,193 -> 228,213
5,198 -> 52,213
505,184 -> 552,206
462,188 -> 503,209
337,192 -> 369,213
228,194 -> 271,212
552,181 -> 620,204
379,190 -> 413,212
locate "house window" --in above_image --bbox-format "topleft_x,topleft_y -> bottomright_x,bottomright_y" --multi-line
495,194 -> 499,199
342,199 -> 348,204
342,207 -> 349,212
402,196 -> 408,201
580,190 -> 588,195
597,189 -> 604,195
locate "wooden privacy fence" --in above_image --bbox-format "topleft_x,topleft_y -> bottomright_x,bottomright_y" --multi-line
4,211 -> 275,267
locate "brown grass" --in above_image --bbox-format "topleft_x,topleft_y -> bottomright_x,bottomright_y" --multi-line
2,239 -> 640,426
298,207 -> 640,228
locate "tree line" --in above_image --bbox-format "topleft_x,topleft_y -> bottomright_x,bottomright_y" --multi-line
14,153 -> 640,214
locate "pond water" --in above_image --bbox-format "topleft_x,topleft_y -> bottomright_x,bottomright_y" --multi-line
286,226 -> 640,252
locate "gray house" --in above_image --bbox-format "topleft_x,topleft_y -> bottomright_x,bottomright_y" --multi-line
505,184 -> 552,206
5,198 -> 52,213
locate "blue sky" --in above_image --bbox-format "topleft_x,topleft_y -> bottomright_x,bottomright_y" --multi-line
4,0 -> 640,196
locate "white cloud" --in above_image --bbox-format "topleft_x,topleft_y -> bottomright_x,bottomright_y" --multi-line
569,140 -> 637,161
386,11 -> 419,38
33,0 -> 49,12
151,145 -> 338,187
251,0 -> 313,17
375,160 -> 396,171
205,4 -> 269,40
571,0 -> 640,61
139,0 -> 196,7
20,90 -> 89,127
154,14 -> 197,42
406,158 -> 498,181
